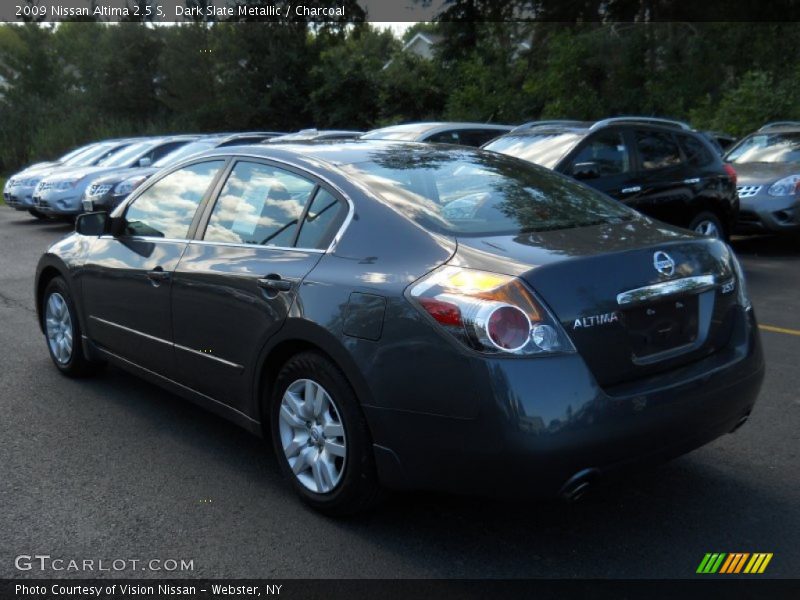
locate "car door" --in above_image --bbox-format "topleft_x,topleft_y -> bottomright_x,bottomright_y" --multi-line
80,159 -> 226,376
559,128 -> 638,200
626,128 -> 692,225
171,159 -> 348,412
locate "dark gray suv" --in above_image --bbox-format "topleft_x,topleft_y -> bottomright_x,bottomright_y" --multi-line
36,141 -> 763,514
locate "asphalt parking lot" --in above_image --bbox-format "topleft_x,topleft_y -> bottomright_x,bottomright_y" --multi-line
0,207 -> 798,579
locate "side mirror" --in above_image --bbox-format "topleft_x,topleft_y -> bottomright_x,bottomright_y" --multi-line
571,161 -> 601,180
75,211 -> 109,236
138,157 -> 152,168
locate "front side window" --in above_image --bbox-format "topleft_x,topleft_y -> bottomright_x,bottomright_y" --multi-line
124,160 -> 224,239
204,161 -> 315,247
636,130 -> 682,170
567,130 -> 630,176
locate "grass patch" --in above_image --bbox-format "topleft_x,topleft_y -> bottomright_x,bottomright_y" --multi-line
0,178 -> 5,205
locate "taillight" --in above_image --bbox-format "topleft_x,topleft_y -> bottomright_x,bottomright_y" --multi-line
408,266 -> 575,356
724,164 -> 737,185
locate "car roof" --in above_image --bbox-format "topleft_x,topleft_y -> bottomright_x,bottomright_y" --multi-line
191,139 -> 482,168
506,116 -> 697,137
363,122 -> 512,138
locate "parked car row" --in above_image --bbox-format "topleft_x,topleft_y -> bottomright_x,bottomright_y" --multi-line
6,118 -> 800,239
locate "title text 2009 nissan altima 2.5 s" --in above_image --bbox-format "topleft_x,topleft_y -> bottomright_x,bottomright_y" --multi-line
35,141 -> 764,514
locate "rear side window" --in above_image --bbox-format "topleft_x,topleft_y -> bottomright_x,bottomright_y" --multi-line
203,161 -> 315,247
635,130 -> 682,170
296,189 -> 347,249
124,160 -> 224,239
679,134 -> 715,167
567,130 -> 630,176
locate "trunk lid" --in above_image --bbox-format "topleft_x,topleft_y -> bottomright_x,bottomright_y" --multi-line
455,219 -> 738,388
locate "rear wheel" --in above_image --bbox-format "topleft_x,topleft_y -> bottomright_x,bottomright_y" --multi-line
42,277 -> 101,377
28,208 -> 45,220
270,351 -> 381,515
689,211 -> 725,240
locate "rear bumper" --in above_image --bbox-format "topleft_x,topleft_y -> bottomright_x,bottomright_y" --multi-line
366,307 -> 764,496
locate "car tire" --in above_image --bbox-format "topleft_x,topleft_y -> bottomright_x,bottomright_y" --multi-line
689,211 -> 726,240
28,208 -> 45,220
41,277 -> 101,377
270,351 -> 382,516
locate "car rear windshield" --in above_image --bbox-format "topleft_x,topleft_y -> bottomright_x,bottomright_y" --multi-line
483,132 -> 584,169
340,147 -> 634,236
726,132 -> 800,164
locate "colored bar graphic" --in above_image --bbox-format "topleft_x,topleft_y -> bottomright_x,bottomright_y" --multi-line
720,553 -> 750,573
744,553 -> 774,574
700,552 -> 773,574
697,553 -> 727,574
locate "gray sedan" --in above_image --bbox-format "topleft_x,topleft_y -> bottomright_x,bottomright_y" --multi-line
35,141 -> 763,514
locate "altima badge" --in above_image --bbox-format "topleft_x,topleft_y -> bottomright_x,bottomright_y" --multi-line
653,251 -> 676,276
573,312 -> 621,329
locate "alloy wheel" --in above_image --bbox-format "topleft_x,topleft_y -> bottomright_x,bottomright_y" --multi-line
45,292 -> 73,365
278,378 -> 347,494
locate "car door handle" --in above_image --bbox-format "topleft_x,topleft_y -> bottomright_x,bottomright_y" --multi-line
257,276 -> 293,293
683,177 -> 701,184
620,185 -> 642,194
146,268 -> 170,283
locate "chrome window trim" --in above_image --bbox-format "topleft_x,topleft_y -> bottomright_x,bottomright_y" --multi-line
97,235 -> 187,244
617,275 -> 716,306
187,239 -> 325,254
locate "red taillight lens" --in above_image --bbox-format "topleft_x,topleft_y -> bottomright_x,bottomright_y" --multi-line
724,164 -> 737,185
418,297 -> 462,327
487,305 -> 530,351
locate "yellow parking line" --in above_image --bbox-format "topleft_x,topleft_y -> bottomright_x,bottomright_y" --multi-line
759,324 -> 800,337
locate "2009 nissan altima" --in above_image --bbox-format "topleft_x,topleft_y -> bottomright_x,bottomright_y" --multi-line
35,141 -> 764,514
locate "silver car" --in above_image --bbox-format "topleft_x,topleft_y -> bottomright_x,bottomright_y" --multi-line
33,136 -> 197,218
727,122 -> 800,233
4,139 -> 141,218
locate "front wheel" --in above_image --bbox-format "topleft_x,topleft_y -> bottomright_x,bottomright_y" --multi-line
689,211 -> 726,240
270,352 -> 381,515
42,277 -> 101,377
